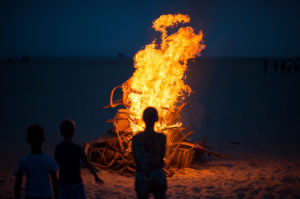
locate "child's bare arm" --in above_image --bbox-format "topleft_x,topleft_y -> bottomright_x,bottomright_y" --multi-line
85,160 -> 104,184
81,149 -> 104,184
50,172 -> 59,199
14,172 -> 23,199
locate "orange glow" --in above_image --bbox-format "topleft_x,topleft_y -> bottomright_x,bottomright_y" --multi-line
122,14 -> 205,133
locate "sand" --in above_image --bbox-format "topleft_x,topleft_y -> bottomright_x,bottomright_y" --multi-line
0,58 -> 299,198
1,142 -> 299,199
83,147 -> 300,199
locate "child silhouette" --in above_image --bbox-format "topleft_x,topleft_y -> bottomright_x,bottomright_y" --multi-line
132,107 -> 167,199
14,124 -> 58,199
55,119 -> 103,199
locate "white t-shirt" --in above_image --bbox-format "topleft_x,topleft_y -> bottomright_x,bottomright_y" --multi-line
17,152 -> 58,198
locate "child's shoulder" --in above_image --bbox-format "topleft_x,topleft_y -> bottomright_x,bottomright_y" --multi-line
18,153 -> 56,167
156,132 -> 166,138
18,152 -> 30,162
41,153 -> 56,160
55,141 -> 83,151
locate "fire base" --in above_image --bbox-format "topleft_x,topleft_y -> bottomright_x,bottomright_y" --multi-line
84,86 -> 227,176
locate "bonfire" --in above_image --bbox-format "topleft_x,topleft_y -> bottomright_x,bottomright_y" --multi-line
84,14 -> 226,176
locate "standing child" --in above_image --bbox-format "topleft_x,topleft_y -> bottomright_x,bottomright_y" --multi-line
55,119 -> 103,199
14,124 -> 59,199
132,107 -> 167,199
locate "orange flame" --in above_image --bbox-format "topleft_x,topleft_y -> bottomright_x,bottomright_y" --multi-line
122,14 -> 205,133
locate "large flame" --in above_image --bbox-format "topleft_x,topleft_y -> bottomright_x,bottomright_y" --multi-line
122,14 -> 205,133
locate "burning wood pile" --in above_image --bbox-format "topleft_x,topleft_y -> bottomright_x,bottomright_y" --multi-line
84,14 -> 226,176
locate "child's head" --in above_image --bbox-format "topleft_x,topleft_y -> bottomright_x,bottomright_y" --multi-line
27,124 -> 45,146
60,119 -> 76,138
143,107 -> 158,128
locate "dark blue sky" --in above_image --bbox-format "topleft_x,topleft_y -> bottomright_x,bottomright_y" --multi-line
1,0 -> 299,57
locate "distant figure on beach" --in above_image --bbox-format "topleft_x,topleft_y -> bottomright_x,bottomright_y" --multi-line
55,119 -> 103,199
132,107 -> 167,199
295,56 -> 299,73
281,60 -> 286,72
118,52 -> 124,59
274,59 -> 279,73
22,56 -> 30,62
6,58 -> 13,63
286,59 -> 292,73
14,124 -> 58,199
264,59 -> 268,73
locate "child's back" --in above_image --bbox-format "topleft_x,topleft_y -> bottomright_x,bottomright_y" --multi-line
15,124 -> 58,199
55,141 -> 88,185
132,107 -> 167,199
18,152 -> 58,198
55,119 -> 103,199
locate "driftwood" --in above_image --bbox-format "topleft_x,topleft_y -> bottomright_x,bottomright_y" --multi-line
85,85 -> 227,176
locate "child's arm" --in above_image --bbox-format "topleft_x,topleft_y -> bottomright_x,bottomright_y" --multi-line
50,172 -> 59,199
85,161 -> 104,184
80,149 -> 104,184
14,171 -> 23,199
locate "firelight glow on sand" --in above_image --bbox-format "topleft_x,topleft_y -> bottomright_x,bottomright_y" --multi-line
122,14 -> 205,133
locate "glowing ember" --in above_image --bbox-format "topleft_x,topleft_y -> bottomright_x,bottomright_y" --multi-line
121,14 -> 205,133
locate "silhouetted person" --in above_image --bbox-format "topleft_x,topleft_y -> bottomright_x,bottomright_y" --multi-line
132,107 -> 167,199
55,119 -> 103,199
264,59 -> 268,73
14,124 -> 58,199
295,56 -> 299,73
274,59 -> 279,72
22,56 -> 30,62
118,53 -> 124,58
281,60 -> 286,72
286,59 -> 292,73
6,58 -> 13,63
295,65 -> 299,73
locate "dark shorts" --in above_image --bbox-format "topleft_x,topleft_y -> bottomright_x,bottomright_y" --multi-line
135,169 -> 167,194
59,183 -> 86,199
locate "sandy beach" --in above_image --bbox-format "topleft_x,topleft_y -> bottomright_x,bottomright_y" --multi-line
1,142 -> 299,199
0,58 -> 299,198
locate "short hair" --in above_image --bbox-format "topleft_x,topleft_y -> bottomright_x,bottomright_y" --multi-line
143,107 -> 158,127
60,119 -> 76,138
27,124 -> 45,145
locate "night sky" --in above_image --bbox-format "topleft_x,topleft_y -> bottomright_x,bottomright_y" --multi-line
1,0 -> 299,57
